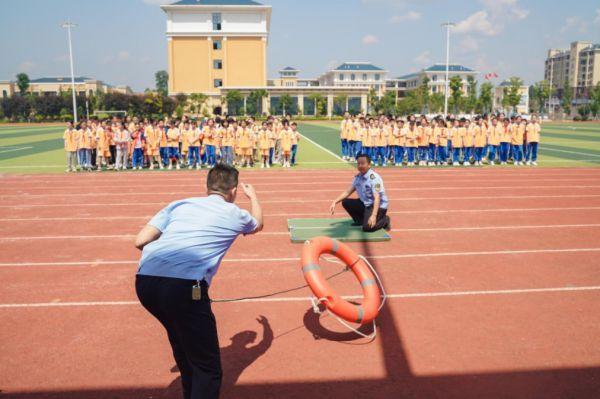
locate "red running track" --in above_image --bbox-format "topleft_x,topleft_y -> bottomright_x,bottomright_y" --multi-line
1,167 -> 599,399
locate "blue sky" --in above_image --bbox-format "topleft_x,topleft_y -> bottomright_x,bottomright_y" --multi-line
1,0 -> 599,91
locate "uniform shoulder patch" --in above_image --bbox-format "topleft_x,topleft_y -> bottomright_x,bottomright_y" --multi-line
374,183 -> 381,192
370,174 -> 376,180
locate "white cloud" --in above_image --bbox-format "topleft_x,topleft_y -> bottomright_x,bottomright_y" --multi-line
454,10 -> 499,36
457,36 -> 480,54
413,51 -> 431,65
362,34 -> 379,45
390,11 -> 421,23
17,61 -> 36,72
117,51 -> 131,61
560,16 -> 588,34
454,0 -> 529,37
479,0 -> 529,20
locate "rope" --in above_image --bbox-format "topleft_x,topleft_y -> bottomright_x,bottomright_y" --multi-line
211,258 -> 349,303
311,255 -> 387,340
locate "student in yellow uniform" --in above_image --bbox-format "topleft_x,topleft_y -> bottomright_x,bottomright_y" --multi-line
238,120 -> 253,168
280,121 -> 294,168
144,121 -> 160,170
394,119 -> 406,166
76,121 -> 92,171
512,118 -> 526,165
463,119 -> 474,166
95,121 -> 109,171
258,122 -> 271,168
363,119 -> 375,161
354,118 -> 367,160
499,119 -> 512,164
166,121 -> 181,170
426,121 -> 437,166
268,122 -> 276,166
416,120 -> 430,166
290,122 -> 301,166
373,122 -> 387,167
180,121 -> 190,166
202,119 -> 217,167
63,121 -> 78,172
452,120 -> 464,166
405,120 -> 419,166
473,118 -> 486,166
340,113 -> 350,160
436,119 -> 449,165
185,121 -> 200,169
219,119 -> 233,166
525,117 -> 541,166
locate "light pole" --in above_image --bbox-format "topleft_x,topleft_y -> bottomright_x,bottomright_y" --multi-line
547,58 -> 554,120
442,22 -> 455,118
61,21 -> 78,124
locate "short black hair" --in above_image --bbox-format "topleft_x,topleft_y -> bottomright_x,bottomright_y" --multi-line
356,153 -> 372,164
207,164 -> 239,195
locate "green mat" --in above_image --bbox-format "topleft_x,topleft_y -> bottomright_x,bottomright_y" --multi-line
287,218 -> 391,243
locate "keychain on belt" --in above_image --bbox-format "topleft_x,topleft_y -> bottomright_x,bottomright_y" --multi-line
192,280 -> 202,300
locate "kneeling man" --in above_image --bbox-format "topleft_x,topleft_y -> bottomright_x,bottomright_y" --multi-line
330,154 -> 391,232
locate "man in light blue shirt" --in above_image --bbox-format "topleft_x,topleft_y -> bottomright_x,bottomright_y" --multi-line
330,153 -> 391,232
135,164 -> 263,399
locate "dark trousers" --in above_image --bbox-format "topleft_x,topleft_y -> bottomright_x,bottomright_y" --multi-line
342,198 -> 389,232
136,275 -> 222,399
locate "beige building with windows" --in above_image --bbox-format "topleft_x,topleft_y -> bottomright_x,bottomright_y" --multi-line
161,0 -> 271,99
0,77 -> 132,98
386,64 -> 478,99
493,80 -> 530,115
545,41 -> 600,104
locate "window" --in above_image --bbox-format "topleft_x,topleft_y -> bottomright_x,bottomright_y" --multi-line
351,74 -> 355,81
432,75 -> 437,81
214,59 -> 223,69
213,40 -> 222,50
2,90 -> 6,98
79,91 -> 85,96
375,74 -> 380,81
214,79 -> 223,88
362,74 -> 367,80
432,86 -> 437,93
212,13 -> 222,31
339,74 -> 344,81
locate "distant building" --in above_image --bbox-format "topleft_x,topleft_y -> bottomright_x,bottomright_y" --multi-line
493,80 -> 530,115
318,63 -> 387,95
0,77 -> 132,98
386,64 -> 478,100
545,41 -> 600,105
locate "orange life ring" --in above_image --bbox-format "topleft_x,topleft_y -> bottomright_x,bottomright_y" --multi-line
301,236 -> 381,325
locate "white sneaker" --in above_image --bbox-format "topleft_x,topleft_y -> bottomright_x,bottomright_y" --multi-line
532,161 -> 538,166
168,164 -> 172,170
261,164 -> 264,168
453,162 -> 459,166
489,161 -> 494,165
267,164 -> 271,168
189,165 -> 193,169
176,164 -> 180,170
159,165 -> 164,170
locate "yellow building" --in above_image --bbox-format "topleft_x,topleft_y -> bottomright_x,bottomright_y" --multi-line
161,0 -> 271,102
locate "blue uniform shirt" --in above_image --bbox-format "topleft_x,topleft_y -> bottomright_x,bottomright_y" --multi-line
137,195 -> 258,284
352,168 -> 389,209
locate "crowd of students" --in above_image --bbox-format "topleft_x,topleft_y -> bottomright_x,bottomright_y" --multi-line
62,116 -> 302,172
339,113 -> 542,166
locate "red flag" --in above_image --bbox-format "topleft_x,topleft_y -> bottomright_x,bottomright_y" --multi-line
484,72 -> 498,80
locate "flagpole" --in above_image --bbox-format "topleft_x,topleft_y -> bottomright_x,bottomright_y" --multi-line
441,22 -> 455,118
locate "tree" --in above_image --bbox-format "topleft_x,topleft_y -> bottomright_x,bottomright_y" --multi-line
367,88 -> 380,114
449,76 -> 463,114
247,89 -> 267,116
418,76 -> 430,114
561,80 -> 573,117
429,93 -> 445,113
155,70 -> 168,96
334,94 -> 348,115
224,90 -> 243,116
188,93 -> 208,117
380,91 -> 397,115
464,76 -> 478,114
479,82 -> 493,114
279,94 -> 294,115
589,82 -> 600,119
504,76 -> 523,114
16,73 -> 30,96
307,93 -> 326,116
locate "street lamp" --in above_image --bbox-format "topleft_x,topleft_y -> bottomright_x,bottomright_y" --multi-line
61,21 -> 78,124
441,22 -> 455,118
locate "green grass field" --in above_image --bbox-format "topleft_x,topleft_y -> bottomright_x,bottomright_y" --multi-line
1,121 -> 599,173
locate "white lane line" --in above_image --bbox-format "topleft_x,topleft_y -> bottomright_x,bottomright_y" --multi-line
2,224 -> 600,240
2,206 -> 600,221
298,132 -> 348,163
542,147 -> 600,158
1,247 -> 599,267
0,146 -> 33,154
2,285 -> 600,308
2,194 -> 600,208
4,184 -> 600,198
